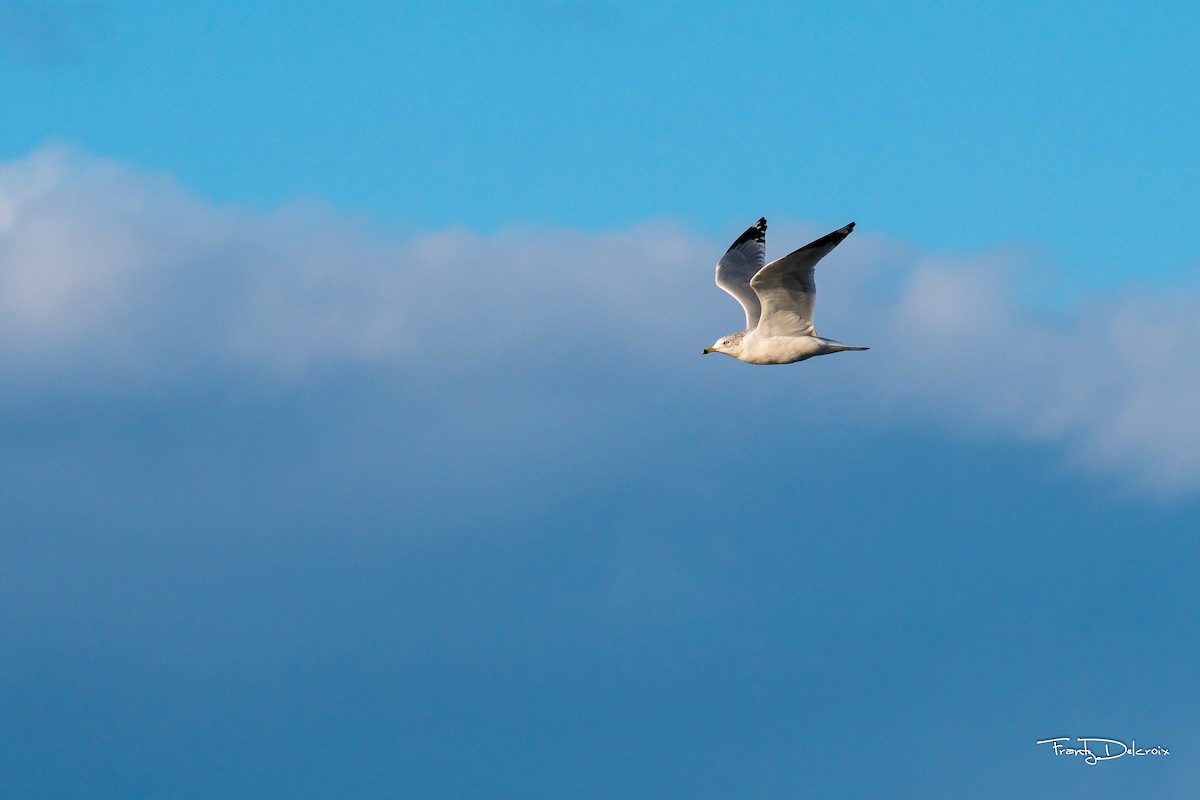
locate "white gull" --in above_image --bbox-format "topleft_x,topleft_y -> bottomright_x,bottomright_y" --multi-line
703,217 -> 869,365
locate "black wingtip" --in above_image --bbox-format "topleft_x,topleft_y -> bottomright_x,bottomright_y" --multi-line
726,217 -> 767,253
800,221 -> 856,252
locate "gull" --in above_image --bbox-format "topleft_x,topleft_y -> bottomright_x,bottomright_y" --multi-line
702,217 -> 869,365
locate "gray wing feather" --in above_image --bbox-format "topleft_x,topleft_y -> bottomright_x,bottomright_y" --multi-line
715,218 -> 767,330
750,222 -> 855,338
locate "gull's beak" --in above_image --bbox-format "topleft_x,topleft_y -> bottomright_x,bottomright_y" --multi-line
702,347 -> 713,355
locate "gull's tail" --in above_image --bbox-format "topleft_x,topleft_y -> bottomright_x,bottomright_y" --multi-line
829,344 -> 869,352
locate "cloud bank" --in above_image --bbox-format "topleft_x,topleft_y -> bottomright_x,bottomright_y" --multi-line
2,146 -> 1199,492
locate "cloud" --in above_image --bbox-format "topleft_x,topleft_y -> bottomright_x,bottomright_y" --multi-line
0,146 -> 414,386
840,248 -> 1200,494
2,145 -> 1199,493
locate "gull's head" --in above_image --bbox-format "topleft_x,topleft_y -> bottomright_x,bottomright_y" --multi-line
702,331 -> 745,357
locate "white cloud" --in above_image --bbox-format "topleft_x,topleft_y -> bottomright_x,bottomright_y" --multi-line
2,146 -> 1199,493
0,146 -> 416,385
839,249 -> 1200,494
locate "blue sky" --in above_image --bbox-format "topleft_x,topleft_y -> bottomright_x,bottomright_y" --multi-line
2,2 -> 1199,798
5,1 -> 1199,280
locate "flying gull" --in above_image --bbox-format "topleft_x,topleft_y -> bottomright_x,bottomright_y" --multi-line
702,218 -> 869,365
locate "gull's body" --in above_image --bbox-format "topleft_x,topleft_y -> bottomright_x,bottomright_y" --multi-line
702,218 -> 868,365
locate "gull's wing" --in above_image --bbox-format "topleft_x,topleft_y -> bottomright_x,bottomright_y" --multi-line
749,222 -> 855,338
715,218 -> 767,330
